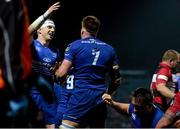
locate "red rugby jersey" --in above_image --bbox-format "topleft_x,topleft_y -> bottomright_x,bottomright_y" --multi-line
150,62 -> 177,111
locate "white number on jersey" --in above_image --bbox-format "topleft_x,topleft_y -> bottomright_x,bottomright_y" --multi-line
66,75 -> 74,90
92,50 -> 100,65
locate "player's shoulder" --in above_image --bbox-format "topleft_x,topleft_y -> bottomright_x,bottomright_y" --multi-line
68,39 -> 82,47
158,66 -> 171,74
32,40 -> 43,49
32,39 -> 39,45
71,39 -> 82,44
64,39 -> 82,53
96,38 -> 114,49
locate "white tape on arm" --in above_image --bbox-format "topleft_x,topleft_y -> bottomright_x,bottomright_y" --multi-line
43,10 -> 50,19
28,15 -> 45,35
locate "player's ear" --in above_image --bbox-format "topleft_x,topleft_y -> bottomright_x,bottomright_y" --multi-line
81,28 -> 84,35
37,29 -> 41,34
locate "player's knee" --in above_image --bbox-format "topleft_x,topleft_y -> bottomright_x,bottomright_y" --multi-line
59,122 -> 75,129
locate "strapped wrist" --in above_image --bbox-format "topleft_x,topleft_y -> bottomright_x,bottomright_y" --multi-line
43,10 -> 50,19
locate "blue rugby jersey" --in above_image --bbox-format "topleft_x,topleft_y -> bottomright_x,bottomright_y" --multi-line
128,103 -> 164,128
31,40 -> 61,77
64,36 -> 119,90
30,39 -> 62,124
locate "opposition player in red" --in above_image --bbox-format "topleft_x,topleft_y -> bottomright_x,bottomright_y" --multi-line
150,49 -> 179,112
156,91 -> 180,128
156,59 -> 180,128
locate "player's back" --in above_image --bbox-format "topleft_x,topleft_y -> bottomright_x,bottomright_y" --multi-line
128,103 -> 164,128
65,36 -> 118,90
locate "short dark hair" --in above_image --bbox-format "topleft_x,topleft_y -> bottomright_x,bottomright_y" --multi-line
81,15 -> 100,36
132,87 -> 153,106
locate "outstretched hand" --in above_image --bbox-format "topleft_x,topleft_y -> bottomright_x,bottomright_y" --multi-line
48,2 -> 61,13
44,2 -> 61,18
28,1 -> 61,35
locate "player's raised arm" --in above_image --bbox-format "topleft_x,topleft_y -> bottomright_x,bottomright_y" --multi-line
28,2 -> 60,35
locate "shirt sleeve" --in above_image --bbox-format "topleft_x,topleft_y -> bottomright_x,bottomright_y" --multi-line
109,47 -> 119,65
128,103 -> 133,114
156,68 -> 170,84
64,43 -> 74,62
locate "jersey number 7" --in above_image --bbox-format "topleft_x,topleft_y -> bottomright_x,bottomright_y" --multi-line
92,50 -> 100,65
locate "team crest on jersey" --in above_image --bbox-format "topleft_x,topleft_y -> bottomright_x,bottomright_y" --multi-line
65,45 -> 70,52
52,53 -> 57,58
43,58 -> 51,62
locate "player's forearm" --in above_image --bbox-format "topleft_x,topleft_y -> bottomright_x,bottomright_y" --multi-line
108,65 -> 122,94
28,2 -> 60,35
111,101 -> 129,114
107,77 -> 121,95
55,68 -> 67,78
28,11 -> 50,35
55,59 -> 72,78
28,15 -> 44,35
157,84 -> 175,98
156,112 -> 174,128
156,117 -> 170,128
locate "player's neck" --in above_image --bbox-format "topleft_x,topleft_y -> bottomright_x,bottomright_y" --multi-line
81,31 -> 92,39
37,37 -> 50,47
161,61 -> 171,67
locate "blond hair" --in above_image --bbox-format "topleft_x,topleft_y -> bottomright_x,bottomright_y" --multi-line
162,49 -> 179,61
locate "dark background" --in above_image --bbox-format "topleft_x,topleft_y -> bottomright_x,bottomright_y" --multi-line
26,0 -> 180,127
27,0 -> 180,72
